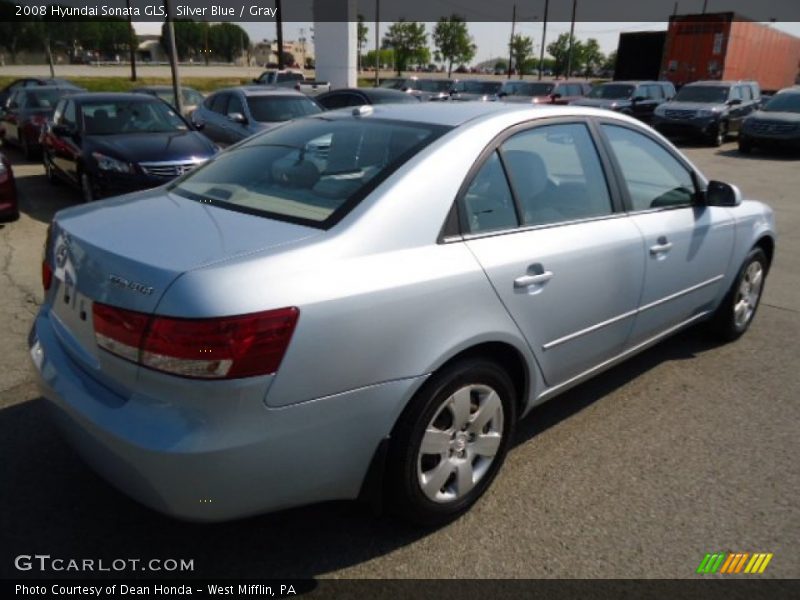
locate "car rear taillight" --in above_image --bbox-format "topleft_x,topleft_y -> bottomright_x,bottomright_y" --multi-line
41,261 -> 53,291
92,303 -> 299,379
42,223 -> 53,291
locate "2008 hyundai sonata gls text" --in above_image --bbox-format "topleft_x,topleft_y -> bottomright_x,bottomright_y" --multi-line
30,103 -> 775,523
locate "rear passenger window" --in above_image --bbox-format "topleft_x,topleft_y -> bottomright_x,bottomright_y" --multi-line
227,94 -> 245,115
602,124 -> 695,211
462,152 -> 518,234
500,123 -> 613,226
730,87 -> 742,101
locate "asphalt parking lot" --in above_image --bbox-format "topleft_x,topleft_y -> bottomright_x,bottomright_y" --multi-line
0,138 -> 798,580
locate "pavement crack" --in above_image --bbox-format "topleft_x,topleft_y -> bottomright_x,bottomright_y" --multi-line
762,302 -> 799,314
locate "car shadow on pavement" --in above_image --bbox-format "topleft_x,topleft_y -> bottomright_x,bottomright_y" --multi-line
714,148 -> 800,161
513,327 -> 722,448
3,146 -> 80,224
0,328 -> 724,580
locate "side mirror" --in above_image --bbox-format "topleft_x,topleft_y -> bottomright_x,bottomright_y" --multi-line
227,112 -> 248,124
498,91 -> 508,98
252,78 -> 259,84
728,98 -> 742,106
191,116 -> 205,130
633,95 -> 646,102
705,180 -> 742,207
551,93 -> 562,100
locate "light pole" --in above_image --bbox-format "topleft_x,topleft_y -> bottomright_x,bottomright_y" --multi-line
566,0 -> 577,78
538,0 -> 549,80
163,0 -> 183,116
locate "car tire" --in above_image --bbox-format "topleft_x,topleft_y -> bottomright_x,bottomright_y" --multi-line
385,357 -> 517,525
79,171 -> 96,203
738,137 -> 753,154
708,247 -> 768,342
712,121 -> 728,147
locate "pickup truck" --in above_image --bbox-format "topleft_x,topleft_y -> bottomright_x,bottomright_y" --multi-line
252,69 -> 331,96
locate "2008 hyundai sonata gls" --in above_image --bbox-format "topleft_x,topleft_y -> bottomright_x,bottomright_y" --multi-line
30,103 -> 775,523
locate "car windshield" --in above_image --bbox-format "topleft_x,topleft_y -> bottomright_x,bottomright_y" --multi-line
455,81 -> 502,94
416,80 -> 452,93
26,89 -> 68,109
170,117 -> 450,228
762,92 -> 800,113
81,100 -> 188,135
674,86 -> 730,103
503,82 -> 553,96
154,89 -> 205,107
587,84 -> 634,99
246,96 -> 322,122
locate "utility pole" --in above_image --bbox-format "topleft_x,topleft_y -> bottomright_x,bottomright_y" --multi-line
126,0 -> 137,80
374,0 -> 380,87
163,0 -> 183,116
507,4 -> 516,80
538,0 -> 549,80
702,0 -> 708,13
566,0 -> 577,78
276,0 -> 284,69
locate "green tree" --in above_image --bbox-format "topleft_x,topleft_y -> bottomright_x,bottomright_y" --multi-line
509,34 -> 533,79
494,59 -> 508,73
208,23 -> 250,63
382,21 -> 427,75
579,38 -> 604,77
357,14 -> 369,72
602,50 -> 617,75
547,32 -> 584,77
160,20 -> 204,61
363,48 -> 395,70
432,15 -> 476,78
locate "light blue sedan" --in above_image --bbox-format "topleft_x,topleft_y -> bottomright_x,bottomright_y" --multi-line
30,103 -> 775,523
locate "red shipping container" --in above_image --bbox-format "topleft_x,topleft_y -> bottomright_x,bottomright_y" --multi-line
661,12 -> 800,92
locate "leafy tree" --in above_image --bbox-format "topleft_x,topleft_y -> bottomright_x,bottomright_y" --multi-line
357,15 -> 369,71
432,15 -> 476,78
494,59 -> 508,73
509,34 -> 533,79
602,50 -> 617,75
363,48 -> 395,70
579,38 -> 604,77
547,32 -> 584,77
382,21 -> 427,75
161,20 -> 204,61
208,23 -> 250,63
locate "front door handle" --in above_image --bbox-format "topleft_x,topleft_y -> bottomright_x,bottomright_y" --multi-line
514,271 -> 554,288
649,238 -> 673,255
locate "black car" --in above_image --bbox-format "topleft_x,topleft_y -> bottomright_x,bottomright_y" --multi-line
450,80 -> 504,102
41,93 -> 217,202
0,77 -> 76,107
378,77 -> 453,101
1,85 -> 82,158
739,87 -> 800,153
652,80 -> 761,146
315,87 -> 420,109
571,81 -> 675,122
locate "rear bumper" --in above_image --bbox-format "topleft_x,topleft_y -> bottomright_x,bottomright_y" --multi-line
29,310 -> 422,521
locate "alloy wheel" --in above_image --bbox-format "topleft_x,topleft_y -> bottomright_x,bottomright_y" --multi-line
733,260 -> 764,329
416,383 -> 504,503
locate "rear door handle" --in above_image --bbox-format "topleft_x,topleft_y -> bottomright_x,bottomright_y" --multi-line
514,271 -> 554,288
649,241 -> 673,255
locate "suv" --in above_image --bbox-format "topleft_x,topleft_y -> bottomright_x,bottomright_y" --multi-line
652,80 -> 761,146
571,81 -> 675,122
498,80 -> 591,104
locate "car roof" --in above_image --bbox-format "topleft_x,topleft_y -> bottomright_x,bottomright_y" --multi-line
217,86 -> 307,97
685,80 -> 737,87
312,102 -> 599,128
131,85 -> 198,92
69,92 -> 164,103
23,85 -> 82,92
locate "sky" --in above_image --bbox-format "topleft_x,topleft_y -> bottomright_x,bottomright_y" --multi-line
134,20 -> 800,64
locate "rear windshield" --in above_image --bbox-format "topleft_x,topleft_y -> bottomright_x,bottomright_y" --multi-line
503,82 -> 553,96
762,92 -> 800,113
674,85 -> 730,103
170,117 -> 450,228
587,84 -> 634,99
379,78 -> 409,90
25,89 -> 68,109
246,96 -> 322,122
81,100 -> 187,134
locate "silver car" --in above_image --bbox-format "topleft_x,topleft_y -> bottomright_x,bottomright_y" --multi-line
30,103 -> 775,523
